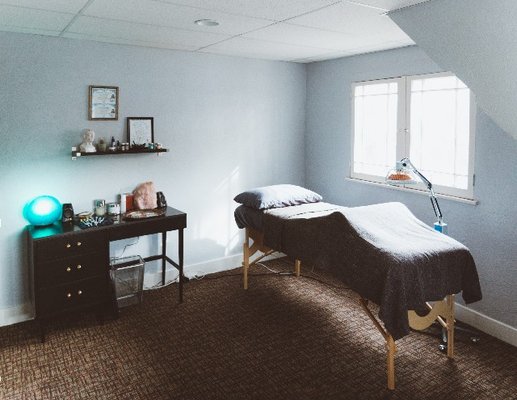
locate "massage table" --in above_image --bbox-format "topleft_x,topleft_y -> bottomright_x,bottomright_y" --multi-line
234,201 -> 482,390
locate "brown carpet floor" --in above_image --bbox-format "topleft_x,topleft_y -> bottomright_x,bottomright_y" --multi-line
1,258 -> 517,400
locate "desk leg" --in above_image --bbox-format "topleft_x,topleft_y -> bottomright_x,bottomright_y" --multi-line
162,231 -> 167,286
179,228 -> 184,303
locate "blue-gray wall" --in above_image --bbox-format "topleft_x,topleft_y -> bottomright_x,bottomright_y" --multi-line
0,32 -> 306,323
306,46 -> 517,328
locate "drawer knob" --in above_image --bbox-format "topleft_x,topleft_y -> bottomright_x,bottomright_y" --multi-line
77,290 -> 83,295
66,243 -> 71,249
67,293 -> 72,298
77,241 -> 82,247
77,264 -> 82,270
66,267 -> 71,272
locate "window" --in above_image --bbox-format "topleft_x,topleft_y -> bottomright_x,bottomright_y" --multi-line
351,72 -> 475,199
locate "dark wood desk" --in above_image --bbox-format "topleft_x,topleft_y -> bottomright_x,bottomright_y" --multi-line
27,207 -> 187,341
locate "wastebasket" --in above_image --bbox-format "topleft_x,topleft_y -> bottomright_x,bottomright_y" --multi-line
110,255 -> 145,308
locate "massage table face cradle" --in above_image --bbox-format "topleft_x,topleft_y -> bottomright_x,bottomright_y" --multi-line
241,227 -> 455,391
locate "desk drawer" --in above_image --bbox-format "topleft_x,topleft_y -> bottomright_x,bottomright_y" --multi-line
36,277 -> 110,317
35,231 -> 106,262
36,253 -> 107,288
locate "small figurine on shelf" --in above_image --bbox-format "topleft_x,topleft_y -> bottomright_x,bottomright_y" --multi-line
79,129 -> 96,153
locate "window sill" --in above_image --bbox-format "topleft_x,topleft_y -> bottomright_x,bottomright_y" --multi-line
345,177 -> 479,206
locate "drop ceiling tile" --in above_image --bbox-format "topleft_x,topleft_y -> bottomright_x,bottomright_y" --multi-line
154,0 -> 339,21
245,22 -> 370,51
0,26 -> 61,36
62,31 -> 196,51
347,40 -> 411,55
335,30 -> 413,51
83,0 -> 273,36
345,0 -> 430,11
292,38 -> 410,62
292,50 -> 354,63
200,36 -> 331,62
0,5 -> 74,32
288,1 -> 411,41
0,0 -> 89,14
67,16 -> 230,50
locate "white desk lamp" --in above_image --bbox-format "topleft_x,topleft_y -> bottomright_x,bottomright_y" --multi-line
386,157 -> 447,234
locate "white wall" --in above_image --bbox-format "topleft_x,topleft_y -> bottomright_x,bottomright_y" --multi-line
389,0 -> 517,140
0,32 -> 306,325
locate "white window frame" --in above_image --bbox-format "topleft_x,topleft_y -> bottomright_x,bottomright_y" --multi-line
350,71 -> 476,200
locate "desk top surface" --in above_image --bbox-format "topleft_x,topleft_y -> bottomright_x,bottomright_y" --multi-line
28,206 -> 186,240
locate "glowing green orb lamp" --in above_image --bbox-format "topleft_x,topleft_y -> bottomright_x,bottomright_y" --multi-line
23,195 -> 62,226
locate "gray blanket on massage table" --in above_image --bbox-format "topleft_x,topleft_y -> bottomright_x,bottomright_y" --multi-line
260,202 -> 482,340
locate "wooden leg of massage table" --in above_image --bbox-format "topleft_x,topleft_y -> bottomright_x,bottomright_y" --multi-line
446,294 -> 455,358
386,334 -> 396,390
294,259 -> 301,277
359,298 -> 396,390
409,295 -> 456,359
359,295 -> 455,390
243,230 -> 250,290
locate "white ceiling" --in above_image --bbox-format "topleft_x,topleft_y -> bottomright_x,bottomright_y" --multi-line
0,0 -> 430,63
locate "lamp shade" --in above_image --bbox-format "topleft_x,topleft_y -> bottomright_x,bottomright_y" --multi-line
23,195 -> 62,226
385,161 -> 417,185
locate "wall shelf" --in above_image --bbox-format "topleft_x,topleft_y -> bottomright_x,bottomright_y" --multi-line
71,148 -> 168,160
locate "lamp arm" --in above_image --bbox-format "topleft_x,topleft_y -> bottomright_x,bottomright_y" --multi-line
400,158 -> 443,222
400,158 -> 432,190
429,188 -> 443,223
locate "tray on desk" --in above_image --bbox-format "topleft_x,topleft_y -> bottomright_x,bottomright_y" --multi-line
123,208 -> 166,220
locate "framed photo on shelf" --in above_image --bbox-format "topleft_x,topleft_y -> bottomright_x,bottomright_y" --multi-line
88,85 -> 119,120
127,117 -> 154,145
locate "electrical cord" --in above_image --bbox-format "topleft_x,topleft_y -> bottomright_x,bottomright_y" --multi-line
191,259 -> 352,292
256,261 -> 280,274
144,277 -> 178,290
192,261 -> 293,281
110,237 -> 140,262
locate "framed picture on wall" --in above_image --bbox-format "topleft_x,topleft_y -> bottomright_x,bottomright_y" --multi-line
127,117 -> 154,145
88,85 -> 119,120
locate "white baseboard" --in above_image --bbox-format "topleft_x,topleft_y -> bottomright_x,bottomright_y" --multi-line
143,253 -> 244,289
143,251 -> 286,288
184,251 -> 286,278
0,302 -> 33,327
184,253 -> 243,278
142,254 -> 238,288
455,303 -> 517,347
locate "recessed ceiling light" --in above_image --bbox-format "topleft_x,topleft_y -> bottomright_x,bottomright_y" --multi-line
194,19 -> 219,27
